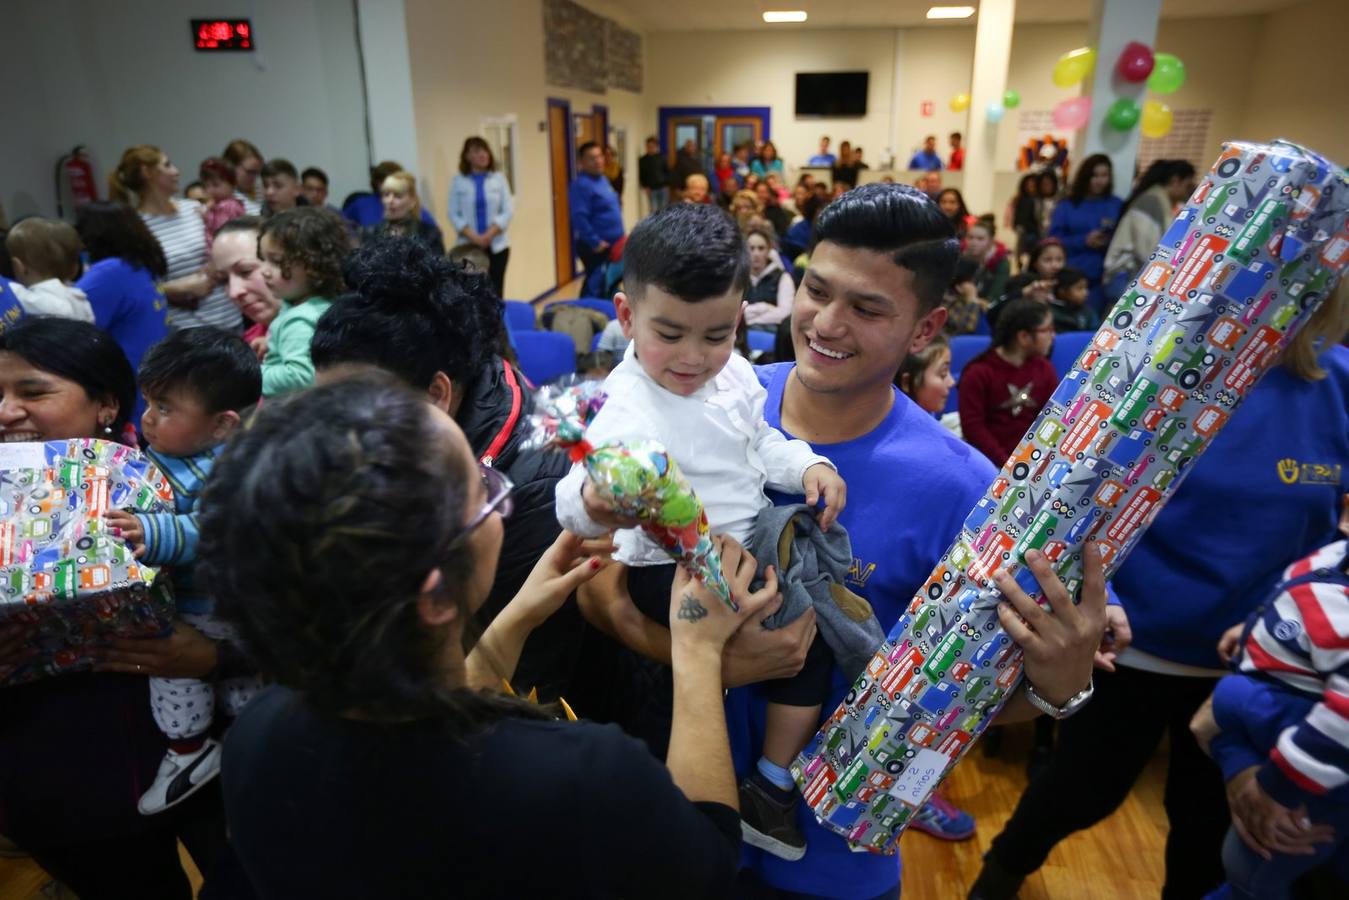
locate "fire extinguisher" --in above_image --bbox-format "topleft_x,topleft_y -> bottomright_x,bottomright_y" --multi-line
55,146 -> 98,218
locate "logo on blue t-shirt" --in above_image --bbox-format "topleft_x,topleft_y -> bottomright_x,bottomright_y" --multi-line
1277,457 -> 1342,485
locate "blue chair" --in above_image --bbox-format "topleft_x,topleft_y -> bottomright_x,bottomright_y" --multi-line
1050,330 -> 1095,379
746,330 -> 776,356
514,331 -> 576,386
503,300 -> 537,333
943,335 -> 993,416
972,313 -> 992,336
555,298 -> 616,319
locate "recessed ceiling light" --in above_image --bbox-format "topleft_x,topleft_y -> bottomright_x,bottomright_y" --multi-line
763,10 -> 808,23
927,6 -> 976,18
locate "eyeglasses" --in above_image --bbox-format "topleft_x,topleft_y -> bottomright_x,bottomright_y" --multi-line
450,463 -> 514,549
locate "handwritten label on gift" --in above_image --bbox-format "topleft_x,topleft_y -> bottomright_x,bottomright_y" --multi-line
888,749 -> 948,807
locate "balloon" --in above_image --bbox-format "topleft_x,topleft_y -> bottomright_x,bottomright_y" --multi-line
1106,98 -> 1140,131
950,93 -> 971,112
1148,53 -> 1186,94
1115,41 -> 1155,83
1141,100 -> 1174,138
986,102 -> 1005,124
1003,89 -> 1021,109
1052,96 -> 1092,130
1052,47 -> 1097,88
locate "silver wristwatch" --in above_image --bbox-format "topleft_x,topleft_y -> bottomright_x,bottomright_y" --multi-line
1024,678 -> 1094,720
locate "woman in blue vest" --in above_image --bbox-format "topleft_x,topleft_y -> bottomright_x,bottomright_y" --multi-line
1049,153 -> 1122,314
449,137 -> 514,299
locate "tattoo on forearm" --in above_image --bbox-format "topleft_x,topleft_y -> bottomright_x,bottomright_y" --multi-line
676,593 -> 708,623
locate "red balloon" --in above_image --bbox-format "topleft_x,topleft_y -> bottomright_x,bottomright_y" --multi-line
1116,41 -> 1155,83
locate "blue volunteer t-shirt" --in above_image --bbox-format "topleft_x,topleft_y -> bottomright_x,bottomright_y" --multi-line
0,276 -> 24,334
1113,347 -> 1349,668
76,258 -> 171,423
728,363 -> 996,898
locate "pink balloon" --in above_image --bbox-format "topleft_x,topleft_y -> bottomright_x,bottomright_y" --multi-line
1053,96 -> 1092,130
1116,41 -> 1155,83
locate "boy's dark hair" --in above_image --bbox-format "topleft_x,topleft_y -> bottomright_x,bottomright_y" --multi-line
811,183 -> 959,312
138,328 -> 262,413
623,202 -> 749,302
5,218 -> 82,282
260,158 -> 299,181
992,298 -> 1052,348
0,318 -> 136,434
949,132 -> 962,141
76,202 -> 168,279
311,234 -> 504,389
257,207 -> 349,297
300,167 -> 329,186
1055,266 -> 1088,294
576,141 -> 600,160
951,257 -> 979,287
200,157 -> 236,186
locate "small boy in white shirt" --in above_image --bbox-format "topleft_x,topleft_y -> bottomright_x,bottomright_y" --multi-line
5,218 -> 96,323
556,203 -> 849,860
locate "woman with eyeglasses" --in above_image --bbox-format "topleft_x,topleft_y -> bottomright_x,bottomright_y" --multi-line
200,376 -> 775,898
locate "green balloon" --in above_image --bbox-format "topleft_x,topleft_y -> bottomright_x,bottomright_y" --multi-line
1003,89 -> 1021,109
1106,98 -> 1140,130
1147,53 -> 1186,94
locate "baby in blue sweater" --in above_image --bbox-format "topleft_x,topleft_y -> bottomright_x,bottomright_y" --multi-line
104,328 -> 262,816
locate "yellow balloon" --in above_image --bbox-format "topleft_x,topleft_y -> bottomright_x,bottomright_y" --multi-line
1141,100 -> 1173,138
1052,47 -> 1097,88
950,93 -> 971,112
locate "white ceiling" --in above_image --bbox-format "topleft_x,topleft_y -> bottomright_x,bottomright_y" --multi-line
615,0 -> 1306,33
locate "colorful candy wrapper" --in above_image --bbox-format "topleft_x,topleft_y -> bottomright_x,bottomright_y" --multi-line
528,379 -> 735,609
0,439 -> 176,686
792,140 -> 1349,855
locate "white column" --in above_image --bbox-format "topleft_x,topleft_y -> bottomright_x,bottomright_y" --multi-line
355,0 -> 420,172
888,28 -> 907,172
1077,0 -> 1161,186
963,0 -> 1015,216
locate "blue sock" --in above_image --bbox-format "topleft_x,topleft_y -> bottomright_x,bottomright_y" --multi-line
757,757 -> 795,791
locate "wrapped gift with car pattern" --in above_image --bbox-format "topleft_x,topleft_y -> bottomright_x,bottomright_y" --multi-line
792,140 -> 1349,854
0,439 -> 176,686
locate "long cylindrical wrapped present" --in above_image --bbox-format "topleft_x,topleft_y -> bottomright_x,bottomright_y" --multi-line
528,381 -> 734,608
792,140 -> 1349,855
0,439 -> 176,686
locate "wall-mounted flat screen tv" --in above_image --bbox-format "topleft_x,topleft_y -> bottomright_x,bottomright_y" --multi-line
795,72 -> 869,117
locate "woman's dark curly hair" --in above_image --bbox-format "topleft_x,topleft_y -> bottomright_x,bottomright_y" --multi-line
198,376 -> 546,724
257,206 -> 350,298
76,202 -> 168,279
311,234 -> 505,389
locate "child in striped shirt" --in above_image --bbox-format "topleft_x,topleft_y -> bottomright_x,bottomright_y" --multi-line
104,328 -> 262,816
1192,495 -> 1349,899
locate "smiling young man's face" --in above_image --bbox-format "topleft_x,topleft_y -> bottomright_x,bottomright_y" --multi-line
615,284 -> 743,397
790,241 -> 946,397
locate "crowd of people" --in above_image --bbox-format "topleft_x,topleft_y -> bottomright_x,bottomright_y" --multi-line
0,123 -> 1345,900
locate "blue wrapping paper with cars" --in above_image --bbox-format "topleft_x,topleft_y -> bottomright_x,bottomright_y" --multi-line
0,439 -> 176,686
791,140 -> 1349,855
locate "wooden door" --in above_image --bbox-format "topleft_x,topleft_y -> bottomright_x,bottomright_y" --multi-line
548,99 -> 575,287
714,117 -> 762,158
665,116 -> 705,167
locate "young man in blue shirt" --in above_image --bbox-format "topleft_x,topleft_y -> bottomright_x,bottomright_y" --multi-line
579,183 -> 1108,900
807,136 -> 837,168
908,135 -> 944,171
570,141 -> 625,298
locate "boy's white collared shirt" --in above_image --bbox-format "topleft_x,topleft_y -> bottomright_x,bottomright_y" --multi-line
556,343 -> 832,567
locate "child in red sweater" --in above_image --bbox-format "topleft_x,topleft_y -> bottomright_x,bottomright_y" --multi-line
956,298 -> 1058,467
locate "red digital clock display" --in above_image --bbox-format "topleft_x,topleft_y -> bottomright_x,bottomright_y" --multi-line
192,19 -> 253,51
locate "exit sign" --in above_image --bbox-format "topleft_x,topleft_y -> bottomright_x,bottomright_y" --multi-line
192,19 -> 253,51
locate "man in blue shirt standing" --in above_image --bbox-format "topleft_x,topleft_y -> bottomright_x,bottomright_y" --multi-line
806,136 -> 837,168
578,183 -> 1108,900
570,141 -> 625,298
908,135 -> 944,171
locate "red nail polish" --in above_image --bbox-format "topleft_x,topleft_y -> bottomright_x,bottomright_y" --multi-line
589,558 -> 602,570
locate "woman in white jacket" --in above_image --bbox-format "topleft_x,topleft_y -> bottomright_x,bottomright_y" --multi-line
449,137 -> 514,298
1103,159 -> 1196,303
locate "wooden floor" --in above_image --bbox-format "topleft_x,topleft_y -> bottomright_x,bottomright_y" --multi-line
1,722 -> 1167,900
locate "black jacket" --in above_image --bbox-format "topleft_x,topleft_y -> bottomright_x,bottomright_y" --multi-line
638,152 -> 670,190
456,357 -> 598,699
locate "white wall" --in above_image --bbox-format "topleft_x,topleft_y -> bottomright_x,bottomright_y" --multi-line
404,0 -> 648,300
0,0 -> 371,223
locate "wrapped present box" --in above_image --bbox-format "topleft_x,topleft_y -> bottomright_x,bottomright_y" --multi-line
792,140 -> 1349,855
0,439 -> 176,686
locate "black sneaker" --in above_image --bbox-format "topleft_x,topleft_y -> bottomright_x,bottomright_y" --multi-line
968,853 -> 1026,900
739,772 -> 807,861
